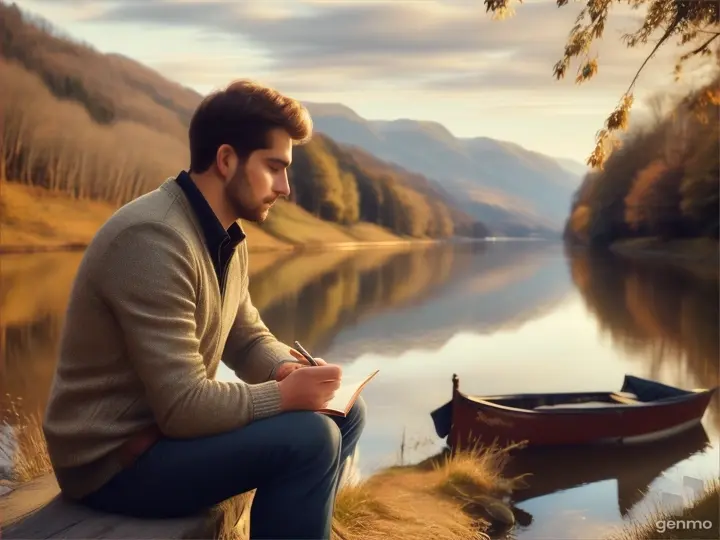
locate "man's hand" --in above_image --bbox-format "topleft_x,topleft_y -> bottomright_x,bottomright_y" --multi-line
277,364 -> 342,411
273,348 -> 328,381
289,347 -> 327,366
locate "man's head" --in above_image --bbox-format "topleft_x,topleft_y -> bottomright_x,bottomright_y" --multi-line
188,80 -> 312,225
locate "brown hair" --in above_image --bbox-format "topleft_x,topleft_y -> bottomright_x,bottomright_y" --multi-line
188,79 -> 313,173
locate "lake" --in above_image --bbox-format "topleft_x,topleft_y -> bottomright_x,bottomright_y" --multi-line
1,240 -> 718,538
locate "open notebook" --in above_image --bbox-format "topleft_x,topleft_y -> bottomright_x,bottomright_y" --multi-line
319,369 -> 379,417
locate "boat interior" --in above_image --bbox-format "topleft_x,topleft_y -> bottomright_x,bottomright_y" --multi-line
472,391 -> 642,411
472,378 -> 699,411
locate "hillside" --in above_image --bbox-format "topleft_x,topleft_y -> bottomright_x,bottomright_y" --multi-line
303,102 -> 583,235
0,182 -> 405,253
291,134 -> 487,238
564,65 -> 719,251
0,1 -> 488,245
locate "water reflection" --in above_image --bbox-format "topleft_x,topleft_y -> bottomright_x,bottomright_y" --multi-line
505,424 -> 711,522
567,248 -> 720,427
1,240 -> 717,539
1,241 -> 565,422
253,241 -> 571,361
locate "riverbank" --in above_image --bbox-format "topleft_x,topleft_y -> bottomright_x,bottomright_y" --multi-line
607,479 -> 719,540
564,237 -> 718,281
1,411 -> 523,540
0,181 -> 445,255
609,238 -> 718,280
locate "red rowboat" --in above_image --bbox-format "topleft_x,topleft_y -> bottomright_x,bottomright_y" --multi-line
431,374 -> 717,449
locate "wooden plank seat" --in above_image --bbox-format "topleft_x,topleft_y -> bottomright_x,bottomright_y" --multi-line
0,474 -> 251,539
609,392 -> 642,405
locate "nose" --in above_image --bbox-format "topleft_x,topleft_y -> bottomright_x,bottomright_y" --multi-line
273,172 -> 291,198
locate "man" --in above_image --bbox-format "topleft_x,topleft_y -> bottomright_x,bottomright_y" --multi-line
42,80 -> 366,540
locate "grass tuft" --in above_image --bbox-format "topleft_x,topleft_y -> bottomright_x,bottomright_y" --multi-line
2,399 -> 52,483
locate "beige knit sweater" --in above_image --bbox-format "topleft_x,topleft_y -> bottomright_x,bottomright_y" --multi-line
42,178 -> 293,500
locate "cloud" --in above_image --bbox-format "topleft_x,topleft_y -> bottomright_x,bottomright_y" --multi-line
34,0 -> 708,96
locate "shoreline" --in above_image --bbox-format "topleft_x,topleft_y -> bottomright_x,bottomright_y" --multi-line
0,235 -> 551,256
0,238 -> 451,256
609,238 -> 718,279
1,181 -> 484,256
565,237 -> 718,279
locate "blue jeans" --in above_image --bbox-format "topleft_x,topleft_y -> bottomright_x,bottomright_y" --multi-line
80,398 -> 366,540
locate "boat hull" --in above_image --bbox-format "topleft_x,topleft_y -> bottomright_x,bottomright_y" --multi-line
432,375 -> 717,449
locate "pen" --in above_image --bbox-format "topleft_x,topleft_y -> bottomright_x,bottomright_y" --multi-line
293,340 -> 318,366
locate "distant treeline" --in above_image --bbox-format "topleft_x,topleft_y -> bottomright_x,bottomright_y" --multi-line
0,2 -> 487,240
290,135 -> 486,238
565,69 -> 719,247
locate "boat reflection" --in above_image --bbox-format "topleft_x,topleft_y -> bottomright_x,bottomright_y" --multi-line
504,423 -> 711,524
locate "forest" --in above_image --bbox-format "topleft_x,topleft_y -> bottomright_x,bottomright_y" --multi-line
0,2 -> 487,241
565,65 -> 720,247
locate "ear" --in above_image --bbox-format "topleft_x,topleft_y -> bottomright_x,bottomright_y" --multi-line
215,144 -> 238,182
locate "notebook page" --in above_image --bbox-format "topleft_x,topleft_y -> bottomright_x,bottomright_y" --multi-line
323,370 -> 379,413
324,378 -> 366,413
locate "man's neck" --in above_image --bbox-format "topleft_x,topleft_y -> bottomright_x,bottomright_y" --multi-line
188,171 -> 236,230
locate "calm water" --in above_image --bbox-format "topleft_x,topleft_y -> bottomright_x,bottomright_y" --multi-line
1,240 -> 718,538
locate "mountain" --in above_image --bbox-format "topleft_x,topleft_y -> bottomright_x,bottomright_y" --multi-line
304,102 -> 584,235
0,1 -> 487,243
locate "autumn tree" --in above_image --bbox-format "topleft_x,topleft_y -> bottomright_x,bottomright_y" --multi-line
624,159 -> 684,237
485,0 -> 720,168
289,142 -> 343,218
565,69 -> 718,245
678,101 -> 720,237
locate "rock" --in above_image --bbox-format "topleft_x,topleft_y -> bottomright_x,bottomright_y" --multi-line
483,500 -> 515,526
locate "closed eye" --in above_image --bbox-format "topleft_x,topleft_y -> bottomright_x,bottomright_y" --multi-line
267,157 -> 290,171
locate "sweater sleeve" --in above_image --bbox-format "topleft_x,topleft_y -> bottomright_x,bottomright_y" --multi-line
97,221 -> 282,438
221,243 -> 298,383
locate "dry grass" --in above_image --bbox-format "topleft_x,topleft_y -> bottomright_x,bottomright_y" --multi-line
606,479 -> 720,540
0,180 -> 116,248
3,407 -> 523,540
0,181 -> 403,253
320,442 -> 526,540
1,401 -> 51,484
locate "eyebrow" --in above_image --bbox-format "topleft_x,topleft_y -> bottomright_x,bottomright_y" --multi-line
267,157 -> 291,168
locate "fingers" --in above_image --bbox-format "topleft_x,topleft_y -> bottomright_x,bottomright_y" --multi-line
288,348 -> 328,366
288,348 -> 308,364
311,364 -> 342,381
320,378 -> 341,391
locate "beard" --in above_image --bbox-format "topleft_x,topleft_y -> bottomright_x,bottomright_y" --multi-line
225,168 -> 276,224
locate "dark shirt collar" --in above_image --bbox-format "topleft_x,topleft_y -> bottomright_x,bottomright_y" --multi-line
175,170 -> 245,265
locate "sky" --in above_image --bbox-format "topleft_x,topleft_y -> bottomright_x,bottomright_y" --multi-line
16,0 -> 716,163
